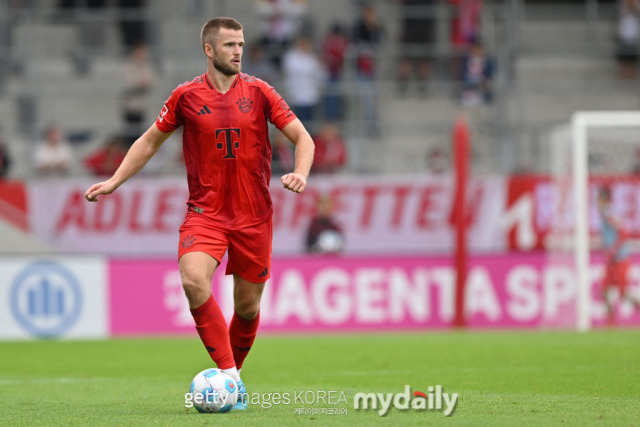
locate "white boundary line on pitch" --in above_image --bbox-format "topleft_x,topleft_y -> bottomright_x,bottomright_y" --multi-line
0,377 -> 113,385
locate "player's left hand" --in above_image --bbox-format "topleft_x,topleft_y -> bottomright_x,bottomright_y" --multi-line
281,172 -> 307,193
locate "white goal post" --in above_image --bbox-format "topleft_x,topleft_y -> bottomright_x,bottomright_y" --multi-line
572,111 -> 640,332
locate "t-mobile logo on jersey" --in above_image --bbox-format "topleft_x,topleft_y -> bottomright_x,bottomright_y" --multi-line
215,128 -> 241,159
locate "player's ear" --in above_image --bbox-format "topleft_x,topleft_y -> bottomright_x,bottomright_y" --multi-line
204,43 -> 214,59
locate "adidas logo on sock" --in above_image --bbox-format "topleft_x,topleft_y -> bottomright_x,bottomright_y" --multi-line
257,267 -> 268,278
197,105 -> 212,115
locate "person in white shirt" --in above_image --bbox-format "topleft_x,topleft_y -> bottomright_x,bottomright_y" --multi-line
282,36 -> 325,132
33,124 -> 74,177
121,43 -> 156,145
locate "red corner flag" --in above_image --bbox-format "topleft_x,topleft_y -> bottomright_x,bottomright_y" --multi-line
450,114 -> 470,328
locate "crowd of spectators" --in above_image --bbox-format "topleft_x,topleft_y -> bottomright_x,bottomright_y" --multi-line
0,0 -> 504,179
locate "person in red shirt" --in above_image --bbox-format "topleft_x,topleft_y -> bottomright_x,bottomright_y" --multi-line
84,137 -> 127,176
312,122 -> 347,173
84,17 -> 314,410
321,22 -> 349,120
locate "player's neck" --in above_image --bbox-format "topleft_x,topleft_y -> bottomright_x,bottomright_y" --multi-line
206,67 -> 237,94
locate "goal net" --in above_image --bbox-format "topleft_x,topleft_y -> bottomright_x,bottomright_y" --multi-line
547,112 -> 640,331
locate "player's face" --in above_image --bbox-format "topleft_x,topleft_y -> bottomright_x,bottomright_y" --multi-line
211,28 -> 244,76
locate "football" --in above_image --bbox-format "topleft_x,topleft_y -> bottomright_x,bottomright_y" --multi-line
189,368 -> 239,413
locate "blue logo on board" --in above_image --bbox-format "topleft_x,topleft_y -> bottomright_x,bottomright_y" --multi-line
9,261 -> 82,337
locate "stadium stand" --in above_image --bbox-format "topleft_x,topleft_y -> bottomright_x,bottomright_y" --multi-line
0,0 -> 636,178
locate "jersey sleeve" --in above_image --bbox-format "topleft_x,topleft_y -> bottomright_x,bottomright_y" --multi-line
260,81 -> 297,131
155,87 -> 184,133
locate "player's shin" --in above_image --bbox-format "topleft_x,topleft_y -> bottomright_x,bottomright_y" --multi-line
229,311 -> 260,369
190,295 -> 236,369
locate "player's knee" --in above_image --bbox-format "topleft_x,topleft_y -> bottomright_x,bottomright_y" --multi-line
235,300 -> 260,319
181,274 -> 208,299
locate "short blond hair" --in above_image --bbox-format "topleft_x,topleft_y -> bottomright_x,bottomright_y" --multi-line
200,17 -> 243,52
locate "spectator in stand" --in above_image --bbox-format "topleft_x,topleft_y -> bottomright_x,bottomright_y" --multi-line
242,44 -> 280,87
271,132 -> 295,176
84,136 -> 128,176
449,0 -> 483,49
321,22 -> 349,120
397,0 -> 436,95
305,194 -> 344,254
312,122 -> 348,174
352,3 -> 385,137
121,43 -> 155,146
255,0 -> 309,69
0,127 -> 11,179
282,35 -> 325,131
616,0 -> 640,80
459,38 -> 494,107
33,124 -> 74,177
448,0 -> 483,79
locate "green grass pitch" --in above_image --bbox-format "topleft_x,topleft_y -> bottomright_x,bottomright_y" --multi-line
1,331 -> 639,426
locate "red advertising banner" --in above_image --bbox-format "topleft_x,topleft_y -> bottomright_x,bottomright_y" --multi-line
28,176 -> 506,255
23,175 -> 640,255
0,180 -> 28,231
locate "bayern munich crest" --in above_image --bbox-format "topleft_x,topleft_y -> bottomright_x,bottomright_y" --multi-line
236,97 -> 253,113
181,234 -> 197,248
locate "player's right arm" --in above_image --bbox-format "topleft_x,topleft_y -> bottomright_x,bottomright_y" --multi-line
84,124 -> 173,202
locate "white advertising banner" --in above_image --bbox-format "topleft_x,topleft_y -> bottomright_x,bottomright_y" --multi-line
0,257 -> 107,339
28,176 -> 507,255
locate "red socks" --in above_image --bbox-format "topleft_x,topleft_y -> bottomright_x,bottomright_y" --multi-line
190,295 -> 235,370
229,311 -> 260,369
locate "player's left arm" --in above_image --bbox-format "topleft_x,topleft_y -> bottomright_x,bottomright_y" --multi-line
280,118 -> 315,193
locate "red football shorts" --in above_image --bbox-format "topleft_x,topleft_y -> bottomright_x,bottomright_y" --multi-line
178,212 -> 272,283
603,259 -> 629,292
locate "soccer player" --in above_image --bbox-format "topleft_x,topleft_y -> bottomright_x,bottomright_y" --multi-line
597,186 -> 640,325
84,17 -> 314,410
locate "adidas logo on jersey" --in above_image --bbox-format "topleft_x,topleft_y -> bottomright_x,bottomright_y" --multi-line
258,267 -> 268,278
197,105 -> 212,115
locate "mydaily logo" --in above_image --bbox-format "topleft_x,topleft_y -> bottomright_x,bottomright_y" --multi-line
353,385 -> 458,416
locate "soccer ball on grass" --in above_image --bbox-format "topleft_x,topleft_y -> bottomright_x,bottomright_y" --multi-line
189,368 -> 238,413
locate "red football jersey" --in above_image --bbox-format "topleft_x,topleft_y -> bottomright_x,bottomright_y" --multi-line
156,73 -> 296,229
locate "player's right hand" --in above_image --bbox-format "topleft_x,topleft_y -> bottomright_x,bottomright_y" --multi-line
84,179 -> 118,202
280,172 -> 307,193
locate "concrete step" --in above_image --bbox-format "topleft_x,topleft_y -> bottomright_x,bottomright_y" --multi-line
513,93 -> 640,125
516,55 -> 616,80
14,23 -> 77,57
515,76 -> 636,93
514,55 -> 630,93
519,19 -> 616,51
381,95 -> 461,127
